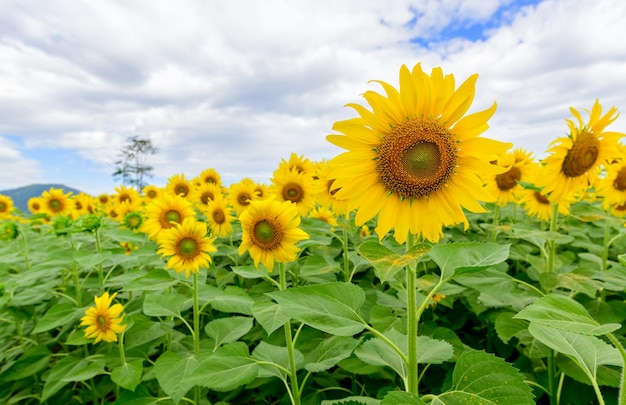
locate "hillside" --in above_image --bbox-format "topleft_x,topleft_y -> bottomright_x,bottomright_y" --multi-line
0,184 -> 83,214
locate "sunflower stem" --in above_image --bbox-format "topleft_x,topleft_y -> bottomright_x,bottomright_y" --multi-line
20,228 -> 30,271
94,228 -> 104,293
279,263 -> 300,405
193,273 -> 201,405
602,219 -> 611,272
342,215 -> 351,282
118,330 -> 127,365
406,232 -> 419,395
606,332 -> 626,405
546,203 -> 560,275
73,260 -> 82,308
490,203 -> 501,243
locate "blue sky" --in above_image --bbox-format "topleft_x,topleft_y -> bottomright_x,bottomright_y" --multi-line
2,0 -> 626,196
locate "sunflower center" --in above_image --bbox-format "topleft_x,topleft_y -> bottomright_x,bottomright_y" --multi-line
97,315 -> 108,330
49,199 -> 62,212
201,192 -> 214,205
75,201 -> 83,210
238,193 -> 251,206
255,187 -> 264,199
32,203 -> 40,210
616,203 -> 626,212
561,133 -> 600,178
282,182 -> 304,203
176,185 -> 189,196
377,119 -> 457,199
0,202 -> 5,211
496,167 -> 522,191
147,190 -> 157,198
164,210 -> 182,225
252,219 -> 283,250
212,208 -> 226,224
206,177 -> 216,184
614,167 -> 626,191
534,191 -> 550,205
178,237 -> 199,258
120,195 -> 131,203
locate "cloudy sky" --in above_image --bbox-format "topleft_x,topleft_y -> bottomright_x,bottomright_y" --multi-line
2,0 -> 626,196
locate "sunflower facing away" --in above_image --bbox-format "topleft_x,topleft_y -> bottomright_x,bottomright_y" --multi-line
538,99 -> 624,206
238,199 -> 309,272
327,63 -> 511,243
157,217 -> 217,277
80,292 -> 127,343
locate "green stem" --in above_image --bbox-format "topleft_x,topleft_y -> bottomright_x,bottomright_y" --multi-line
606,333 -> 626,405
280,263 -> 300,405
20,230 -> 30,271
547,352 -> 557,405
546,203 -> 559,275
193,273 -> 201,405
119,330 -> 127,365
404,232 -> 419,395
491,204 -> 501,243
602,220 -> 611,272
94,228 -> 104,293
342,216 -> 351,282
73,260 -> 82,308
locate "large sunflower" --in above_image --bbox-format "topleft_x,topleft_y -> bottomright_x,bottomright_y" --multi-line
327,63 -> 511,243
538,99 -> 624,205
80,292 -> 127,343
157,217 -> 217,277
0,195 -> 14,218
41,188 -> 73,217
142,193 -> 196,240
269,166 -> 316,217
238,199 -> 309,272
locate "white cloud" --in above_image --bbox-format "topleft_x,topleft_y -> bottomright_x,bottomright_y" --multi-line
0,137 -> 43,190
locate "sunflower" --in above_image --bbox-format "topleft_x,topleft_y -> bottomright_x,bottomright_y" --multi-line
190,182 -> 222,207
41,188 -> 73,217
143,193 -> 196,240
0,195 -> 14,218
71,193 -> 96,219
484,148 -> 535,206
166,173 -> 193,199
195,168 -> 222,187
254,183 -> 270,201
227,178 -> 260,216
97,193 -> 111,206
327,63 -> 511,243
123,211 -> 144,231
280,152 -> 315,175
27,197 -> 43,215
80,292 -> 127,343
312,160 -> 351,216
269,166 -> 316,216
238,199 -> 309,271
113,186 -> 140,207
157,217 -> 217,277
595,149 -> 626,210
308,206 -> 339,228
203,194 -> 235,238
518,164 -> 570,222
142,185 -> 161,201
538,100 -> 624,205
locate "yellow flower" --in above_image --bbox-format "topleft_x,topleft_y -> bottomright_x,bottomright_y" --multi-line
27,197 -> 43,215
538,100 -> 624,205
269,166 -> 316,217
157,217 -> 216,277
595,150 -> 626,210
80,292 -> 127,343
308,206 -> 339,228
195,168 -> 222,187
518,164 -> 569,222
142,184 -> 161,201
114,186 -> 141,207
327,63 -> 511,243
203,194 -> 235,238
143,193 -> 196,240
190,182 -> 222,207
0,195 -> 15,218
71,193 -> 96,219
280,152 -> 315,175
41,188 -> 73,217
166,173 -> 193,199
227,178 -> 260,216
483,148 -> 535,206
238,199 -> 309,272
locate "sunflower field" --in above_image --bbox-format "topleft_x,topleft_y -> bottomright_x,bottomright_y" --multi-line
2,63 -> 626,405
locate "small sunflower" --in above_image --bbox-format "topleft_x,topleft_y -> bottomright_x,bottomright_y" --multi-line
195,168 -> 222,187
238,199 -> 309,272
308,206 -> 339,228
269,166 -> 316,217
71,193 -> 96,219
280,152 -> 315,175
518,164 -> 569,222
166,173 -> 193,199
27,197 -> 43,214
0,195 -> 15,218
538,99 -> 624,205
41,188 -> 73,217
312,160 -> 350,216
157,217 -> 217,277
142,185 -> 161,201
114,186 -> 141,207
327,63 -> 511,243
190,182 -> 222,207
80,292 -> 127,343
484,148 -> 535,206
143,193 -> 196,240
595,150 -> 626,210
123,211 -> 145,231
227,178 -> 260,216
204,194 -> 235,238
97,193 -> 111,206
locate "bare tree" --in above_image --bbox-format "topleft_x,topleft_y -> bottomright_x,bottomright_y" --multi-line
113,136 -> 158,192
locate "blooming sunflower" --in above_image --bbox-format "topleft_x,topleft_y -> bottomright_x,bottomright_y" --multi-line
190,182 -> 222,207
166,173 -> 193,199
27,197 -> 43,215
71,193 -> 96,219
595,149 -> 626,210
538,99 -> 624,205
114,186 -> 141,207
227,178 -> 260,216
80,292 -> 127,343
484,148 -> 535,206
238,199 -> 309,272
143,193 -> 196,240
311,160 -> 351,216
280,152 -> 315,175
41,188 -> 73,217
204,194 -> 235,238
327,63 -> 511,243
269,166 -> 316,217
195,168 -> 222,187
0,195 -> 14,218
308,206 -> 339,228
157,217 -> 217,277
142,184 -> 161,201
518,163 -> 569,222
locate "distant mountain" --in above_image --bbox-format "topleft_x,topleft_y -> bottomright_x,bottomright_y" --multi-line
0,184 -> 83,214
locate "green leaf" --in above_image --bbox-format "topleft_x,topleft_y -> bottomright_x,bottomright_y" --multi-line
41,356 -> 81,402
267,282 -> 366,336
321,397 -> 382,405
358,241 -> 431,283
428,242 -> 510,280
211,286 -> 254,315
252,341 -> 304,379
143,293 -> 188,318
251,300 -> 290,335
189,342 -> 258,391
153,352 -> 199,404
73,250 -> 113,270
32,303 -> 83,334
0,345 -> 51,381
304,335 -> 361,372
430,351 -> 535,405
514,294 -> 620,335
61,358 -> 106,381
355,334 -> 406,380
416,336 -> 454,364
123,269 -> 178,291
494,312 -> 528,344
299,254 -> 340,283
527,323 -> 622,385
125,315 -> 174,349
204,316 -> 254,349
381,391 -> 425,405
231,265 -> 268,279
111,359 -> 143,391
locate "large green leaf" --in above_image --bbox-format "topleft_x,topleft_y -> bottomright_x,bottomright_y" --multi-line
32,303 -> 83,334
252,300 -> 290,335
41,356 -> 107,402
430,351 -> 535,404
358,241 -> 431,283
321,397 -> 382,405
153,352 -> 199,404
111,359 -> 143,392
514,294 -> 620,335
0,345 -> 51,381
122,269 -> 178,292
381,391 -> 425,404
527,323 -> 622,385
267,282 -> 366,336
189,342 -> 258,391
210,285 -> 254,315
204,316 -> 254,350
428,242 -> 510,280
304,335 -> 361,372
143,293 -> 189,318
252,341 -> 304,379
